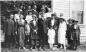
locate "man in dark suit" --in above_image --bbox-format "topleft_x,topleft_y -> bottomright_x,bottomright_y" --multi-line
37,9 -> 46,50
4,14 -> 15,47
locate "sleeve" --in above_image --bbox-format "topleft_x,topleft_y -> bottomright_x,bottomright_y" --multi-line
14,14 -> 16,22
29,21 -> 33,30
12,22 -> 15,35
78,26 -> 81,34
14,22 -> 17,32
25,15 -> 28,21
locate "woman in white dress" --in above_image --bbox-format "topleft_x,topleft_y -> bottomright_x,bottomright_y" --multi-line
58,18 -> 67,50
25,11 -> 33,45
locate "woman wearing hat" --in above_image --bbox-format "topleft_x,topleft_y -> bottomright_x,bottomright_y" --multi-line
71,20 -> 80,50
30,14 -> 38,50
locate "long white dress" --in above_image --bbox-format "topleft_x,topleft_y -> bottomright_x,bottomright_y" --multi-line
48,28 -> 55,44
58,21 -> 67,45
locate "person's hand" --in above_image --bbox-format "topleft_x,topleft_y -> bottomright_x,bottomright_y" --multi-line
34,30 -> 36,32
15,31 -> 17,35
47,28 -> 49,30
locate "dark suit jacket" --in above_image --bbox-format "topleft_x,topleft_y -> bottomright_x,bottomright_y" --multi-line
4,19 -> 14,36
47,17 -> 58,30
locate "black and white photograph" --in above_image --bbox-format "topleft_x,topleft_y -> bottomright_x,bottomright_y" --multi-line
0,0 -> 86,52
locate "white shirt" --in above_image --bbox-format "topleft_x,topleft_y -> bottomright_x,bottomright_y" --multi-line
45,12 -> 52,18
25,15 -> 33,24
51,18 -> 55,26
14,14 -> 20,22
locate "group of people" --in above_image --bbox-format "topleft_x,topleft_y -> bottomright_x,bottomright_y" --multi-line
2,5 -> 80,51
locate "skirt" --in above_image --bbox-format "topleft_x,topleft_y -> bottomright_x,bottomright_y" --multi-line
48,29 -> 55,44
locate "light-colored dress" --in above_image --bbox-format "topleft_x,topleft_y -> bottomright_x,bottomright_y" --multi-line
25,15 -> 33,35
48,28 -> 55,44
58,21 -> 67,45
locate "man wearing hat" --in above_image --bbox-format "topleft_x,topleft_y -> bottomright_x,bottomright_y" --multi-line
37,8 -> 46,50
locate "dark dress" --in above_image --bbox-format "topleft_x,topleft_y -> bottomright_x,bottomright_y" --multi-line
37,18 -> 45,48
66,24 -> 80,50
71,24 -> 80,50
66,24 -> 73,46
4,19 -> 14,44
30,20 -> 38,48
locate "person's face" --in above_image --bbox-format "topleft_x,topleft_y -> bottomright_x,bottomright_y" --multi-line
42,5 -> 45,9
29,12 -> 32,15
42,10 -> 45,13
74,22 -> 78,24
20,6 -> 23,9
20,15 -> 23,19
10,15 -> 14,19
18,11 -> 21,14
52,16 -> 54,18
32,16 -> 35,20
60,13 -> 63,17
28,6 -> 31,9
34,5 -> 37,9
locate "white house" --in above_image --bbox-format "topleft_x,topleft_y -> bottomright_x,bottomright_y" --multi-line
52,0 -> 86,43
